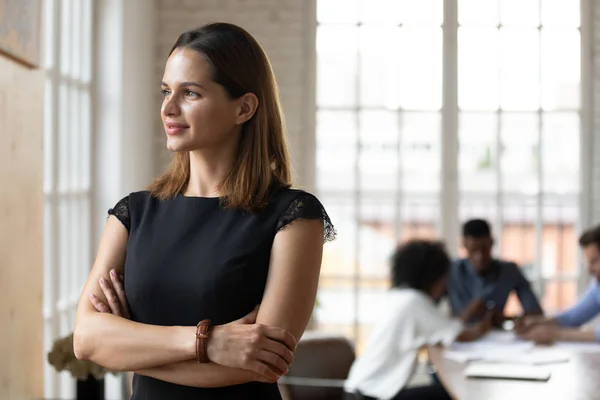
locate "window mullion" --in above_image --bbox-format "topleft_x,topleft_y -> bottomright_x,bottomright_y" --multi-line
578,0 -> 593,293
441,0 -> 459,256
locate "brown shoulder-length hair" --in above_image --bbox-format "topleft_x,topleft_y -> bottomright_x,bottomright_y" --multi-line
148,22 -> 292,211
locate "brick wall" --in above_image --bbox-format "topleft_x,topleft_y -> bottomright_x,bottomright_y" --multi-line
154,0 -> 317,190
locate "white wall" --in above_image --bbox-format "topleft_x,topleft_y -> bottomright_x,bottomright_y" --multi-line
153,0 -> 318,191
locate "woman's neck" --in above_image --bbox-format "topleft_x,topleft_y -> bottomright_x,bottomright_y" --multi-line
185,147 -> 236,197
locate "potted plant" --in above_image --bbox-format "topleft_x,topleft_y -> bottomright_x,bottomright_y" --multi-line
47,333 -> 118,400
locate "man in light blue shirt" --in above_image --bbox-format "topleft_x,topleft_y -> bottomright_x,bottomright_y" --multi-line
518,224 -> 600,343
448,219 -> 543,323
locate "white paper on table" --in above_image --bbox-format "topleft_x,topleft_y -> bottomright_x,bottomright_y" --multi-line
443,348 -> 568,365
464,363 -> 552,381
445,330 -> 570,365
443,350 -> 482,363
553,342 -> 600,353
450,330 -> 534,352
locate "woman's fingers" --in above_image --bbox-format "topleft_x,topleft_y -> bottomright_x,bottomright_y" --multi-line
89,293 -> 111,313
261,337 -> 294,367
260,325 -> 297,351
109,269 -> 130,318
256,349 -> 289,376
249,360 -> 281,383
99,277 -> 122,317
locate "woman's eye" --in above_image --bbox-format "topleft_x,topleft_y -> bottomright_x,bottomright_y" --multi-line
185,90 -> 200,98
160,89 -> 171,97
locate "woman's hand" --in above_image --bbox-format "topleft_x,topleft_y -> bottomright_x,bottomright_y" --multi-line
89,269 -> 130,318
90,272 -> 296,381
207,308 -> 296,380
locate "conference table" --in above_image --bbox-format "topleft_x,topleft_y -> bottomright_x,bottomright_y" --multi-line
428,345 -> 600,400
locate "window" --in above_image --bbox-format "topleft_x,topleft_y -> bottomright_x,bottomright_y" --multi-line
43,0 -> 94,397
315,0 -> 582,352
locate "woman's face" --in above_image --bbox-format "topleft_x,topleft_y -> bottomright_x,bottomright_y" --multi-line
160,48 -> 241,153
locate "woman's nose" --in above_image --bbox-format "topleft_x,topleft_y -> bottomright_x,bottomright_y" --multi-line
162,96 -> 180,116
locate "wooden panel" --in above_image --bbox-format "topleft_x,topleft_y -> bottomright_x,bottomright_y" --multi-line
0,52 -> 44,398
0,0 -> 42,67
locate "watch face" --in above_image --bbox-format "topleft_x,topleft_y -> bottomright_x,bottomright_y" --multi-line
502,320 -> 515,331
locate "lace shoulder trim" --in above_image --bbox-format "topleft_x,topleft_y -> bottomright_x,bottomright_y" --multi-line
276,193 -> 336,243
107,195 -> 130,231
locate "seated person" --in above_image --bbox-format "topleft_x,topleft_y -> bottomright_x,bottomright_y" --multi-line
344,240 -> 492,400
448,219 -> 544,323
517,224 -> 600,343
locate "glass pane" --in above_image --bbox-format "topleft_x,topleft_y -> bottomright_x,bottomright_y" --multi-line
499,28 -> 539,110
58,82 -> 69,192
459,0 -> 499,26
315,285 -> 355,326
542,280 -> 578,313
500,212 -> 537,267
501,113 -> 539,194
541,201 -> 578,278
316,111 -> 357,191
317,26 -> 358,107
358,200 -> 396,276
70,86 -> 79,191
44,0 -> 55,69
401,112 -> 441,192
319,198 -> 357,278
317,0 -> 360,23
44,79 -> 54,194
458,28 -> 499,110
541,29 -> 580,110
359,26 -> 402,108
459,113 -> 497,192
358,0 -> 402,24
60,0 -> 72,76
70,0 -> 81,80
541,0 -> 580,27
81,0 -> 93,83
500,0 -> 540,26
542,113 -> 579,193
399,0 -> 443,25
359,110 -> 398,191
80,89 -> 91,190
398,27 -> 442,110
400,197 -> 439,240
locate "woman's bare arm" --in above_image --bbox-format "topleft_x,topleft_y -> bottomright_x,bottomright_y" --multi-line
256,218 -> 325,342
73,216 -> 197,371
135,361 -> 275,388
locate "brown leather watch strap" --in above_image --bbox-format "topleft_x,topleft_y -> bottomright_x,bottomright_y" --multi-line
195,319 -> 212,363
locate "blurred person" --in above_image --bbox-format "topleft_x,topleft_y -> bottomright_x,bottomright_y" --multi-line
448,219 -> 543,324
517,224 -> 600,344
343,240 -> 493,400
74,22 -> 335,399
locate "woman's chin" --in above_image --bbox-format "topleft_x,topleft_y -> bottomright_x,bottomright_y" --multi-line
166,137 -> 186,152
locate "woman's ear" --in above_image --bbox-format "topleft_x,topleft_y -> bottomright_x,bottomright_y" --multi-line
235,93 -> 259,125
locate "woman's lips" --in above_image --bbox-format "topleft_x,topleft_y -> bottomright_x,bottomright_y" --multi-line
165,122 -> 189,136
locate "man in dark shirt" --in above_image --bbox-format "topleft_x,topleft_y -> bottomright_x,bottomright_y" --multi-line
448,219 -> 544,323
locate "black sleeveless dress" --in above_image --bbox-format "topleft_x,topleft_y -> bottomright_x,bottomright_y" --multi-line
107,187 -> 335,399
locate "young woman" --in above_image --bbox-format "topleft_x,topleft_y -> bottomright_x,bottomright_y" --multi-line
73,22 -> 335,399
344,240 -> 492,400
